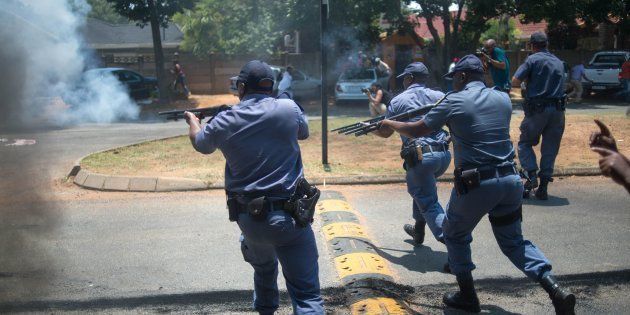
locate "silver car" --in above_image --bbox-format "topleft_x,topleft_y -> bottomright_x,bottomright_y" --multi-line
229,66 -> 321,100
334,68 -> 377,102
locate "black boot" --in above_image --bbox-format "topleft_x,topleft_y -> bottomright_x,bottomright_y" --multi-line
540,274 -> 575,315
523,170 -> 538,199
443,272 -> 481,313
403,220 -> 426,245
535,177 -> 552,200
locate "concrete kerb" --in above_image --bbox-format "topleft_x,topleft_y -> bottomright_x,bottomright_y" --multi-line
69,135 -> 605,192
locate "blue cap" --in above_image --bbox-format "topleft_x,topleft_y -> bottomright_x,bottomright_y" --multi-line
396,62 -> 430,79
237,60 -> 275,91
530,31 -> 548,43
443,54 -> 484,78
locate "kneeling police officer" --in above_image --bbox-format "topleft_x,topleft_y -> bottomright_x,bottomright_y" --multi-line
184,60 -> 324,314
382,55 -> 575,314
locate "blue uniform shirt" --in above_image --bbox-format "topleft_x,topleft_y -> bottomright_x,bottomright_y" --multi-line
423,81 -> 515,169
386,83 -> 449,147
194,94 -> 309,197
513,49 -> 565,99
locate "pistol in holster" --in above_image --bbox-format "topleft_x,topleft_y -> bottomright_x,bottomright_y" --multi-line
285,178 -> 321,227
400,143 -> 423,170
454,167 -> 481,196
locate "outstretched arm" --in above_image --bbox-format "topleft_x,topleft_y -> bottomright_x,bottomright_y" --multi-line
380,119 -> 432,139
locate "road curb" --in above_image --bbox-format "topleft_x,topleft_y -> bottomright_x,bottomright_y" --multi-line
316,191 -> 413,314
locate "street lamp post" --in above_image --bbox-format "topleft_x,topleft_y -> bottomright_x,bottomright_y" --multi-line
321,0 -> 329,166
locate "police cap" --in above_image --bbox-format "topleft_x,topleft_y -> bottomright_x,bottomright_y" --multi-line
396,62 -> 430,78
237,60 -> 275,91
443,54 -> 484,78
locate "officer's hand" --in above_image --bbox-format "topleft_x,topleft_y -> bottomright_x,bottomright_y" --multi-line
184,111 -> 200,126
590,119 -> 618,152
591,147 -> 630,187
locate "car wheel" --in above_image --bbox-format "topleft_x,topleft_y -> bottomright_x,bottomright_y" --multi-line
582,88 -> 592,98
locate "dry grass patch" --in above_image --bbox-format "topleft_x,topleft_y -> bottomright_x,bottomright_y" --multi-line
82,113 -> 629,182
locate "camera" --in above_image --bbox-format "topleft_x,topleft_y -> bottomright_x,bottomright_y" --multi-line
361,88 -> 370,93
474,47 -> 488,58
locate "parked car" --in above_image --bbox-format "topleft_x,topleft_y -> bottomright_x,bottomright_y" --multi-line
334,68 -> 378,103
582,51 -> 630,95
84,68 -> 158,100
229,66 -> 321,100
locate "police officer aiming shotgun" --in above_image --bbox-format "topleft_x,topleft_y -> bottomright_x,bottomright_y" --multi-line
381,55 -> 575,314
183,60 -> 324,314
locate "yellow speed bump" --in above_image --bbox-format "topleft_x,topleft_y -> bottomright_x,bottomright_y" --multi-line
317,199 -> 355,214
334,252 -> 393,279
350,297 -> 407,314
323,222 -> 368,241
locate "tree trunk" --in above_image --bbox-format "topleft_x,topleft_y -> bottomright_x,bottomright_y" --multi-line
147,0 -> 169,101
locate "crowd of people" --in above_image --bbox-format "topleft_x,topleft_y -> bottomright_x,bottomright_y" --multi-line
175,30 -> 627,315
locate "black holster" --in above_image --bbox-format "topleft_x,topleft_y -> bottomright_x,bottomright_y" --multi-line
454,168 -> 481,196
226,195 -> 268,222
400,144 -> 422,170
286,178 -> 320,227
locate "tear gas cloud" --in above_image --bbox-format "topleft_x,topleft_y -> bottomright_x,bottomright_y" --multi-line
0,0 -> 139,128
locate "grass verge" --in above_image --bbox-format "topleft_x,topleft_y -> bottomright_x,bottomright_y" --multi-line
82,112 -> 628,183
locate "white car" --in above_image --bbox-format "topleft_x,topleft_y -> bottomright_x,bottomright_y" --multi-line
229,66 -> 321,100
334,68 -> 377,103
582,51 -> 630,95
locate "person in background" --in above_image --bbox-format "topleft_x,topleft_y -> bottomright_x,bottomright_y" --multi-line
365,82 -> 392,117
567,61 -> 593,103
616,59 -> 630,113
171,60 -> 190,97
445,58 -> 459,92
481,39 -> 511,92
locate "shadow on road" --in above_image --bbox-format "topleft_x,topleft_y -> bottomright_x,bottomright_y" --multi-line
522,195 -> 570,207
373,244 -> 449,274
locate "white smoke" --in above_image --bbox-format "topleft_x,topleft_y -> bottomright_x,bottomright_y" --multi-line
0,0 -> 139,127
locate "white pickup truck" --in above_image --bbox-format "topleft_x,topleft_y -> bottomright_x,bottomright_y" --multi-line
582,51 -> 630,95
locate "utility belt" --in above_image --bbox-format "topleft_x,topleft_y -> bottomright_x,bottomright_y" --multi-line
226,178 -> 320,227
454,163 -> 518,196
522,96 -> 566,116
400,143 -> 448,170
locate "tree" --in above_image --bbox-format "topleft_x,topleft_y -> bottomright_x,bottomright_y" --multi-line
106,0 -> 194,100
390,0 -> 514,86
480,16 -> 521,49
86,0 -> 127,24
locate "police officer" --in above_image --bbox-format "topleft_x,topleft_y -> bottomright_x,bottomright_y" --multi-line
381,55 -> 575,314
373,62 -> 451,245
184,60 -> 324,314
512,32 -> 566,200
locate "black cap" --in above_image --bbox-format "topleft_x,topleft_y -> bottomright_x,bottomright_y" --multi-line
396,62 -> 429,79
530,31 -> 548,43
443,54 -> 484,78
237,60 -> 275,91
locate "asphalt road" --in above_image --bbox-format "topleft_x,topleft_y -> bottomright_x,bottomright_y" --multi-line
0,113 -> 629,314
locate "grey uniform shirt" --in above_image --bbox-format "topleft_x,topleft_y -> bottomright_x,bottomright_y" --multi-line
386,83 -> 449,147
423,81 -> 515,169
194,94 -> 309,197
513,49 -> 565,99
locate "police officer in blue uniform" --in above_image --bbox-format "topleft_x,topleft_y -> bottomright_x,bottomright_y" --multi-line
382,55 -> 575,314
373,62 -> 451,245
184,60 -> 324,315
512,32 -> 567,200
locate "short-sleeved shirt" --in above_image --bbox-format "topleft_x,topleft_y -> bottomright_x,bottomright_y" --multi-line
194,94 -> 309,197
386,83 -> 449,147
621,61 -> 630,80
423,81 -> 515,169
514,49 -> 565,99
570,64 -> 585,81
489,47 -> 510,89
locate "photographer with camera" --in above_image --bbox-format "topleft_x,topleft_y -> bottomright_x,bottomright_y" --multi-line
479,39 -> 511,92
365,82 -> 392,117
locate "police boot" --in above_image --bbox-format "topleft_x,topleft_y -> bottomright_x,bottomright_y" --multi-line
443,272 -> 481,313
540,274 -> 576,315
523,171 -> 538,199
403,220 -> 425,245
535,177 -> 552,200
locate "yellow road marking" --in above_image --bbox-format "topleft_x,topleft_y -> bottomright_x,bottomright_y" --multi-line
323,222 -> 368,241
317,199 -> 356,214
350,297 -> 407,314
334,252 -> 393,279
